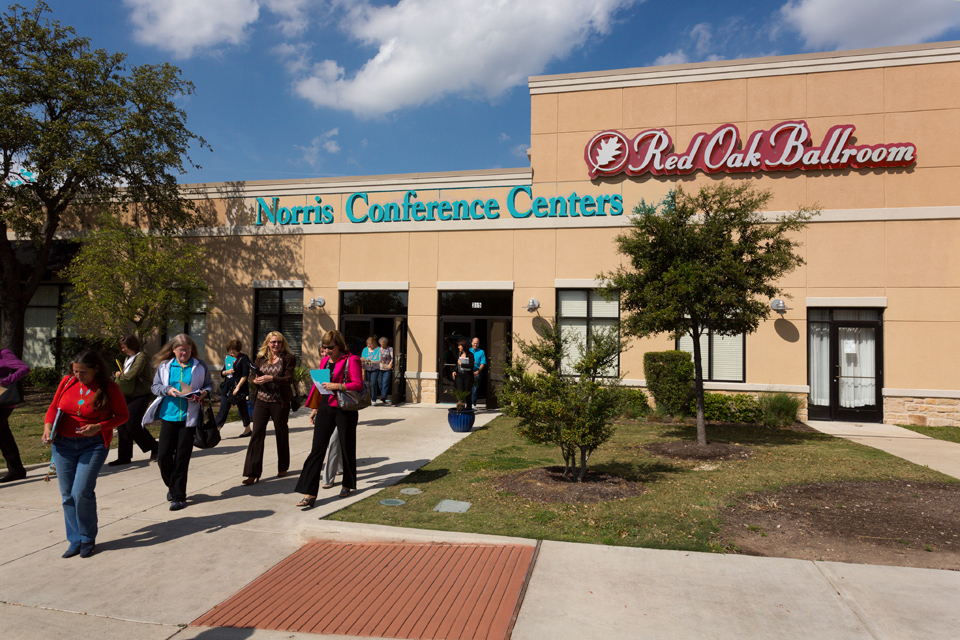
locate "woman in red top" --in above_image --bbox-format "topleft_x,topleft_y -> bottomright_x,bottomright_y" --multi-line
42,351 -> 129,559
295,330 -> 363,507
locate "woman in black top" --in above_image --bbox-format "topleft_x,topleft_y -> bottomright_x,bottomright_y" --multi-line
451,339 -> 475,410
215,339 -> 252,436
109,334 -> 158,466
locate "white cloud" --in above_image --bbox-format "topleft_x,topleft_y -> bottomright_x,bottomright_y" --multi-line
124,0 -> 261,58
263,0 -> 312,37
652,22 -> 718,66
653,50 -> 690,66
291,0 -> 638,116
297,128 -> 340,169
780,0 -> 960,50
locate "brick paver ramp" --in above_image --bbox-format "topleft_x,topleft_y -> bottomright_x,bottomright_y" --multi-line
193,541 -> 537,639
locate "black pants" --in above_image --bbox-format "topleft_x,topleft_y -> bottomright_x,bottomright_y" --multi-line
455,372 -> 474,410
115,394 -> 157,462
243,400 -> 290,479
215,383 -> 250,428
296,402 -> 358,495
0,407 -> 25,476
158,420 -> 195,501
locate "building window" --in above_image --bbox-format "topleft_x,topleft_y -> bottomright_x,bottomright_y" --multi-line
556,289 -> 619,376
24,284 -> 73,369
677,331 -> 744,382
166,309 -> 208,360
254,289 -> 303,359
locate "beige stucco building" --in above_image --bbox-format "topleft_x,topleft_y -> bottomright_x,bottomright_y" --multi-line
26,40 -> 960,426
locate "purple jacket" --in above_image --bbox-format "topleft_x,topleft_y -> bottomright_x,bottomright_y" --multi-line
0,349 -> 30,408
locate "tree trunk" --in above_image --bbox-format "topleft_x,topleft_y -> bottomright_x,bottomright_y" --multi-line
690,326 -> 707,446
577,446 -> 589,482
0,288 -> 26,358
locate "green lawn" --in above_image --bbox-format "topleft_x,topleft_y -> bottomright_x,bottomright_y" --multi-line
2,390 -> 241,468
899,424 -> 960,444
327,416 -> 955,552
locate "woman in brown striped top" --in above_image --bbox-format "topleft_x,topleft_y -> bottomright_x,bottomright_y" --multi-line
241,332 -> 296,485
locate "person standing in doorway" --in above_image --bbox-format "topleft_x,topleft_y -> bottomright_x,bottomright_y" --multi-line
451,339 -> 474,410
110,334 -> 158,466
0,348 -> 30,483
360,336 -> 380,400
470,337 -> 486,409
378,336 -> 393,404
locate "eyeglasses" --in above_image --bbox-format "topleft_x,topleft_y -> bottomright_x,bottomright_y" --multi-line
320,344 -> 335,350
268,341 -> 282,345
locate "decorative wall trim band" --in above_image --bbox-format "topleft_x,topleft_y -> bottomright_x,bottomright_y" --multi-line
807,297 -> 888,308
181,167 -> 533,200
436,281 -> 514,290
620,380 -> 810,394
338,281 -> 409,291
529,41 -> 960,94
251,280 -> 304,288
883,388 -> 960,399
405,371 -> 439,380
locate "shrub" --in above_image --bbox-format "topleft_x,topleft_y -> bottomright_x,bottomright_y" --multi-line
616,387 -> 650,418
24,366 -> 61,388
689,392 -> 762,423
49,336 -> 121,372
759,392 -> 802,427
643,351 -> 694,415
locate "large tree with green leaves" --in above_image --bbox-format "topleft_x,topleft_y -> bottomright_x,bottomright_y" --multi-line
62,218 -> 209,342
0,2 -> 207,355
601,182 -> 817,446
499,318 -> 627,482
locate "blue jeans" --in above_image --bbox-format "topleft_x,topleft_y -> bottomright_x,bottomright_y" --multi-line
365,369 -> 380,400
471,372 -> 482,407
379,369 -> 392,401
52,435 -> 109,545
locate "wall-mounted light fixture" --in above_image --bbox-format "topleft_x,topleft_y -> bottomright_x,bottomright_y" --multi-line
770,299 -> 789,316
525,298 -> 540,312
308,297 -> 325,310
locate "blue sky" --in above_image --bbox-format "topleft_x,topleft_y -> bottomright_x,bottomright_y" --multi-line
37,0 -> 960,185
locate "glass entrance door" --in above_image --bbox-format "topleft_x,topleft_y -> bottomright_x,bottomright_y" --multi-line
438,320 -> 472,404
807,309 -> 883,422
836,324 -> 880,422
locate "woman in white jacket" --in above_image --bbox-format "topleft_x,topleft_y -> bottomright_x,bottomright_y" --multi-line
143,334 -> 212,511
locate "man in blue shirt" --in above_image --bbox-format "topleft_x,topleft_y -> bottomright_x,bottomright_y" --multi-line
470,337 -> 486,408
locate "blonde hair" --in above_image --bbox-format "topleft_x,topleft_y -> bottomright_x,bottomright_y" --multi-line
155,334 -> 200,365
258,331 -> 293,360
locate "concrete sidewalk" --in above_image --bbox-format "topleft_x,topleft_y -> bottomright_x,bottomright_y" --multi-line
805,420 -> 960,480
0,407 -> 958,639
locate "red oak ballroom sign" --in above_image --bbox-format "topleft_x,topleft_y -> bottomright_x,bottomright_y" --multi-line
585,121 -> 917,179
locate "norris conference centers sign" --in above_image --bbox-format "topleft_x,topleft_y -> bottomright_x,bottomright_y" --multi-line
254,186 -> 623,226
584,120 -> 917,179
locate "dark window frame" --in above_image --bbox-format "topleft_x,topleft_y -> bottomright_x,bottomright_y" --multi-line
254,288 -> 304,359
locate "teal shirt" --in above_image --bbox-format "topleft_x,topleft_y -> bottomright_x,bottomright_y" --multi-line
159,359 -> 194,422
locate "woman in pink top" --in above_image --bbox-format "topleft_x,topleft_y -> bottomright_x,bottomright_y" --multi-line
295,330 -> 363,506
42,350 -> 129,558
0,348 -> 30,482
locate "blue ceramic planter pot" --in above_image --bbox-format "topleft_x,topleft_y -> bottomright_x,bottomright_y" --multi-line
447,409 -> 476,433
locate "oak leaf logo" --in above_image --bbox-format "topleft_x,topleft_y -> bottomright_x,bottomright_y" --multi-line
595,136 -> 622,167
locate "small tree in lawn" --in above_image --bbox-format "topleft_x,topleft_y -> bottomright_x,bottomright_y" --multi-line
601,182 -> 816,446
498,317 -> 627,482
62,217 -> 209,342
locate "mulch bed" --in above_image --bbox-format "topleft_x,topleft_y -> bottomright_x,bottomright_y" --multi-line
643,441 -> 753,461
495,466 -> 646,504
720,480 -> 960,570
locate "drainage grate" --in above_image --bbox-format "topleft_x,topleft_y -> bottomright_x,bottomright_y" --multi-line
192,541 -> 535,640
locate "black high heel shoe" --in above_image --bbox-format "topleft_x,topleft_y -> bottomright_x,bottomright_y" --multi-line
296,496 -> 316,508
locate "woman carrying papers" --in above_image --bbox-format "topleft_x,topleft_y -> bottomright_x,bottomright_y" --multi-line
295,330 -> 362,507
142,334 -> 213,511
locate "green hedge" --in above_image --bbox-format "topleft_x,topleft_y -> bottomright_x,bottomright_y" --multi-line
24,366 -> 62,389
615,387 -> 650,418
689,392 -> 762,423
643,351 -> 693,415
